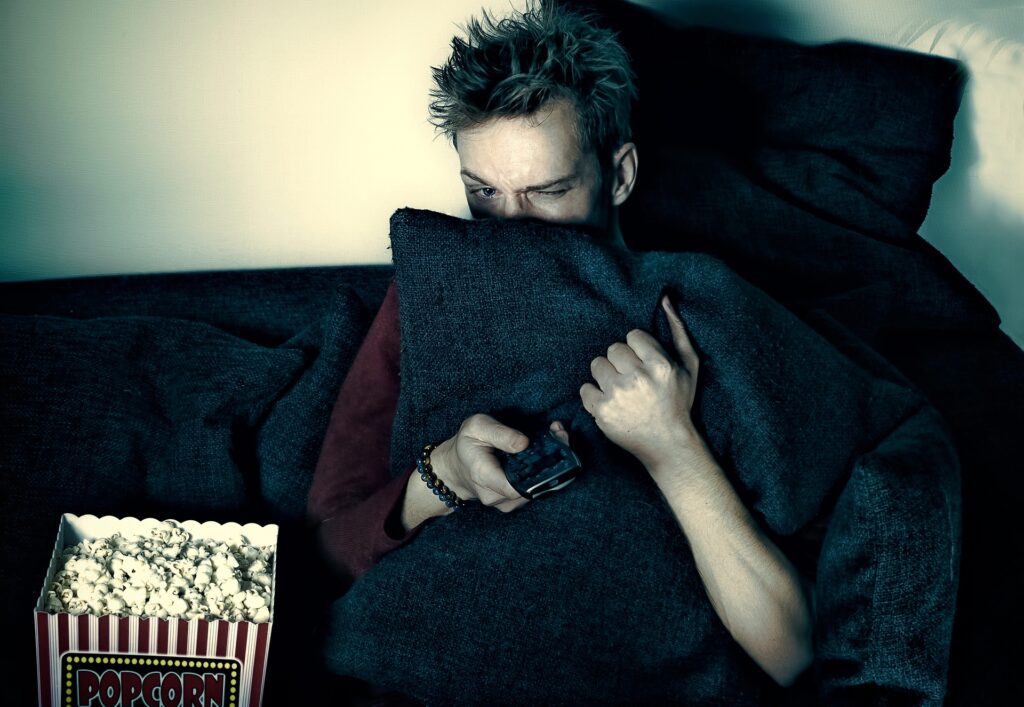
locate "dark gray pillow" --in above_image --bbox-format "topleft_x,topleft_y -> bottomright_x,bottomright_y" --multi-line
324,209 -> 959,704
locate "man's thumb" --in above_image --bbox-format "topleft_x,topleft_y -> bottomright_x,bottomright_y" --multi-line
474,413 -> 529,453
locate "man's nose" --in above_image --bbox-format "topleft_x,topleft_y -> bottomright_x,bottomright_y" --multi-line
498,196 -> 530,220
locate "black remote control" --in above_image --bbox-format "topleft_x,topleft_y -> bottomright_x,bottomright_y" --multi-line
499,428 -> 582,500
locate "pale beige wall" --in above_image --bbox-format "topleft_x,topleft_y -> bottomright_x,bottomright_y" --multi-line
0,0 -> 525,280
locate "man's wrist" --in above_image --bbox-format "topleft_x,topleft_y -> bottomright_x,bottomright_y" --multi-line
427,438 -> 467,499
645,425 -> 721,487
646,439 -> 749,543
401,465 -> 455,533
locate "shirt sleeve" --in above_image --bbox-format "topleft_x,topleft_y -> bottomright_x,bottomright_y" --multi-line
307,277 -> 432,583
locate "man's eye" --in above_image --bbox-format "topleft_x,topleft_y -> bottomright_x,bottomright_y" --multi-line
474,187 -> 498,199
536,189 -> 568,197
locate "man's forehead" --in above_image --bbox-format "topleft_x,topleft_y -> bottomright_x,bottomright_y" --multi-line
455,101 -> 587,185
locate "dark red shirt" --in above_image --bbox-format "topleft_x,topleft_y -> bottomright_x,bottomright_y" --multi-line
308,277 -> 429,584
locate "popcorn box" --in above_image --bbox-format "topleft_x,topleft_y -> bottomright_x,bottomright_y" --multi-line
34,514 -> 278,707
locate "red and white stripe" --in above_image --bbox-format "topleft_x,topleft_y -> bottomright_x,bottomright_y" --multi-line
35,612 -> 272,707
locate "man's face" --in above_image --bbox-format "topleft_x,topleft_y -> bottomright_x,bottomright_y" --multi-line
455,99 -> 611,235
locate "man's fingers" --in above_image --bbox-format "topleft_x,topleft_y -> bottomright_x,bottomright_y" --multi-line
550,420 -> 570,446
623,327 -> 670,365
589,352 -> 618,385
470,413 -> 529,453
661,294 -> 699,374
606,340 -> 642,372
494,496 -> 530,513
476,486 -> 507,507
579,381 -> 602,412
467,451 -> 525,502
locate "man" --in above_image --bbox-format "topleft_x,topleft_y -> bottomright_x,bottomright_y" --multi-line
307,0 -> 813,695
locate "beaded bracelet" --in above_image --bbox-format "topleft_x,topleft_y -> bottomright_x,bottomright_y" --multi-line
417,442 -> 467,510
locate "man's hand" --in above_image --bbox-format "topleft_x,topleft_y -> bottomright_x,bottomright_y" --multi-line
402,414 -> 573,531
431,413 -> 532,512
579,294 -> 708,472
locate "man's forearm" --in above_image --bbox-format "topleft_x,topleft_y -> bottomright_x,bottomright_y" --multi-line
648,439 -> 814,687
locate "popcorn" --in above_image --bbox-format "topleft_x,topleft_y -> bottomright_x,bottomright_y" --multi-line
44,591 -> 63,613
46,520 -> 273,623
65,598 -> 88,615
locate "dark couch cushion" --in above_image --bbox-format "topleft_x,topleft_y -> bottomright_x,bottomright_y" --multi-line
0,264 -> 393,346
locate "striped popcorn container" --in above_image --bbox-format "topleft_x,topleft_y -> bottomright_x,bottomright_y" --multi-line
34,514 -> 277,707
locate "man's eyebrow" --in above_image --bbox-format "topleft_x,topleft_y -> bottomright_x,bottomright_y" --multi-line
523,174 -> 577,191
460,169 -> 491,184
460,169 -> 578,191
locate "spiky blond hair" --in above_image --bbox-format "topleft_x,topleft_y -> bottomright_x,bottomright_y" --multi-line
429,0 -> 637,167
